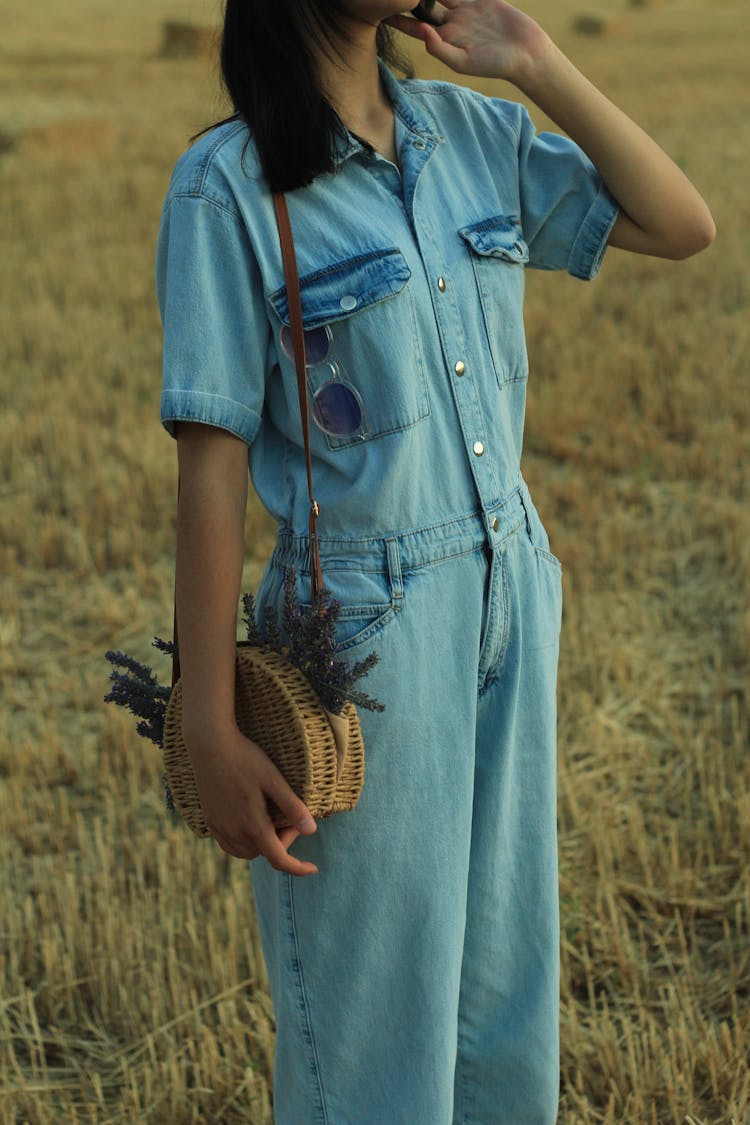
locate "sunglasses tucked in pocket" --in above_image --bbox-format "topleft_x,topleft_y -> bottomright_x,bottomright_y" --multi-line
268,246 -> 431,450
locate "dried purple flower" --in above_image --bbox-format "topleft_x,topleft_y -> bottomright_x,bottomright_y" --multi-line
241,592 -> 261,647
267,566 -> 384,715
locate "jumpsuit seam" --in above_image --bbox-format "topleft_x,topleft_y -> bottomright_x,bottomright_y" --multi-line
269,245 -> 407,291
284,873 -> 329,1124
454,1023 -> 469,1124
280,504 -> 483,547
519,486 -> 534,541
184,119 -> 247,197
276,480 -> 524,553
408,543 -> 484,572
274,518 -> 525,575
273,540 -> 488,579
169,189 -> 243,227
281,428 -> 293,512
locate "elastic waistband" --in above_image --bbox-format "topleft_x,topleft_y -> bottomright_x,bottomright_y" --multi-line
272,480 -> 535,574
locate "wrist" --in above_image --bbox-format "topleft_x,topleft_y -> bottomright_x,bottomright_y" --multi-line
182,712 -> 241,756
511,37 -> 568,100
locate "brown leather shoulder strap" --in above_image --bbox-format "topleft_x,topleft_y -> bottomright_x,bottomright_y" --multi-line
272,191 -> 324,602
171,191 -> 324,688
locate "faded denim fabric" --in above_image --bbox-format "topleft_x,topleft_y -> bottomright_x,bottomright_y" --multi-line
156,56 -> 618,1125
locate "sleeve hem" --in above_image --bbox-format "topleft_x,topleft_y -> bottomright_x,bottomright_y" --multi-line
567,179 -> 620,281
160,389 -> 262,447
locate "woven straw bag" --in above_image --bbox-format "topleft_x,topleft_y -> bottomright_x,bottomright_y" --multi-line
161,192 -> 366,838
163,645 -> 365,837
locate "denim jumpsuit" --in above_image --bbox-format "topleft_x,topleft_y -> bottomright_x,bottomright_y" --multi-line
157,57 -> 619,1125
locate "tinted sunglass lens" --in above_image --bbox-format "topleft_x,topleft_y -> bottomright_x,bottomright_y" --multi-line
312,382 -> 363,436
303,326 -> 332,365
280,324 -> 332,366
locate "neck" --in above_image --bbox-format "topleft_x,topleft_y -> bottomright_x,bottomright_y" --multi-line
311,21 -> 392,134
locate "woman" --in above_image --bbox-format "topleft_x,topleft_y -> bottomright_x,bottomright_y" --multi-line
156,2 -> 714,1121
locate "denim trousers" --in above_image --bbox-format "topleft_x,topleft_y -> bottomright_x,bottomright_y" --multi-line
248,479 -> 563,1124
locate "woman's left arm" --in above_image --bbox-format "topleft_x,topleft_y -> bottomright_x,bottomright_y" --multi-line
390,0 -> 716,258
512,41 -> 716,258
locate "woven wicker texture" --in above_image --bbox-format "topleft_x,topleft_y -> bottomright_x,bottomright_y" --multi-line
162,644 -> 365,838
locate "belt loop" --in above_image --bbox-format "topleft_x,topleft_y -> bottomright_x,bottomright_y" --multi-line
385,537 -> 403,604
518,482 -> 534,542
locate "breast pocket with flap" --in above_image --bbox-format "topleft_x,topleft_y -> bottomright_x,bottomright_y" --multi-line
267,246 -> 430,450
459,215 -> 530,387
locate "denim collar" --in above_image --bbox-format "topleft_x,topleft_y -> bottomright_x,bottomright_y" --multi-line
331,55 -> 442,166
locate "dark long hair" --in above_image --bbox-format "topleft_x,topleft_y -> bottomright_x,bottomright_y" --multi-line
191,2 -> 416,193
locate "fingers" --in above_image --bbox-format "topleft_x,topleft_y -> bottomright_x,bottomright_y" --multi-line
261,763 -> 319,838
276,825 -> 303,850
206,760 -> 319,875
411,2 -> 446,24
252,784 -> 319,874
385,13 -> 431,38
261,827 -> 319,877
386,11 -> 452,52
209,819 -> 318,875
209,826 -> 261,861
208,822 -> 303,858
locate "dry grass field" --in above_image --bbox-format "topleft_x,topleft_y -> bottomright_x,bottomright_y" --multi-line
1,0 -> 748,1121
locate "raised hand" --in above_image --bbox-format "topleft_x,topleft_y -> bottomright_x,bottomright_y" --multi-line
386,0 -> 552,83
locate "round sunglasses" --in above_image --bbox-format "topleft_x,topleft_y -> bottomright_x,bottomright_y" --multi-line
279,323 -> 367,439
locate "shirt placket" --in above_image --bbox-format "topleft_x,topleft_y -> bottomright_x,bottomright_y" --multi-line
402,134 -> 503,543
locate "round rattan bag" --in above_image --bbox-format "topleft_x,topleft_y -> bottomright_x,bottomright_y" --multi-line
162,642 -> 365,837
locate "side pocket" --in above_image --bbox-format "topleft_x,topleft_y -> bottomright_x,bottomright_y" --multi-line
520,490 -> 564,575
533,543 -> 563,575
517,492 -> 564,650
273,539 -> 405,656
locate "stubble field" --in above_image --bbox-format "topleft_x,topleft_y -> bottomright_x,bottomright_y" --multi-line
1,0 -> 748,1121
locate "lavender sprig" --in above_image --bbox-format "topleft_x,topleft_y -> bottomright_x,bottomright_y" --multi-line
241,592 -> 262,646
104,642 -> 175,811
103,648 -> 172,747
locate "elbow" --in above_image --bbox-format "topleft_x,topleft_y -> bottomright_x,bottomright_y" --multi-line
667,208 -> 717,260
609,204 -> 717,259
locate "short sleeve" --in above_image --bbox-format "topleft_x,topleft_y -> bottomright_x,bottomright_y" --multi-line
516,104 -> 620,280
155,193 -> 270,445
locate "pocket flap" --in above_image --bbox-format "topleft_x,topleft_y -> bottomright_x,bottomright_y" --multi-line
458,215 -> 529,264
268,247 -> 412,330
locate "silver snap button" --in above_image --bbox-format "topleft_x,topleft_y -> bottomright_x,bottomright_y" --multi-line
437,276 -> 446,292
413,139 -> 426,150
473,441 -> 485,456
339,294 -> 358,311
492,516 -> 500,532
454,360 -> 465,377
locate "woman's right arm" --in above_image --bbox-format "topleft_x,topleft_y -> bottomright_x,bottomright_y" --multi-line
174,421 -> 319,875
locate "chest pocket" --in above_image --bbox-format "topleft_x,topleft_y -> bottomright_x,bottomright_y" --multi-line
459,215 -> 530,387
267,247 -> 430,450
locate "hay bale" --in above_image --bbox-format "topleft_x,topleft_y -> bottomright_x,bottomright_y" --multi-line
571,11 -> 629,35
159,21 -> 217,59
